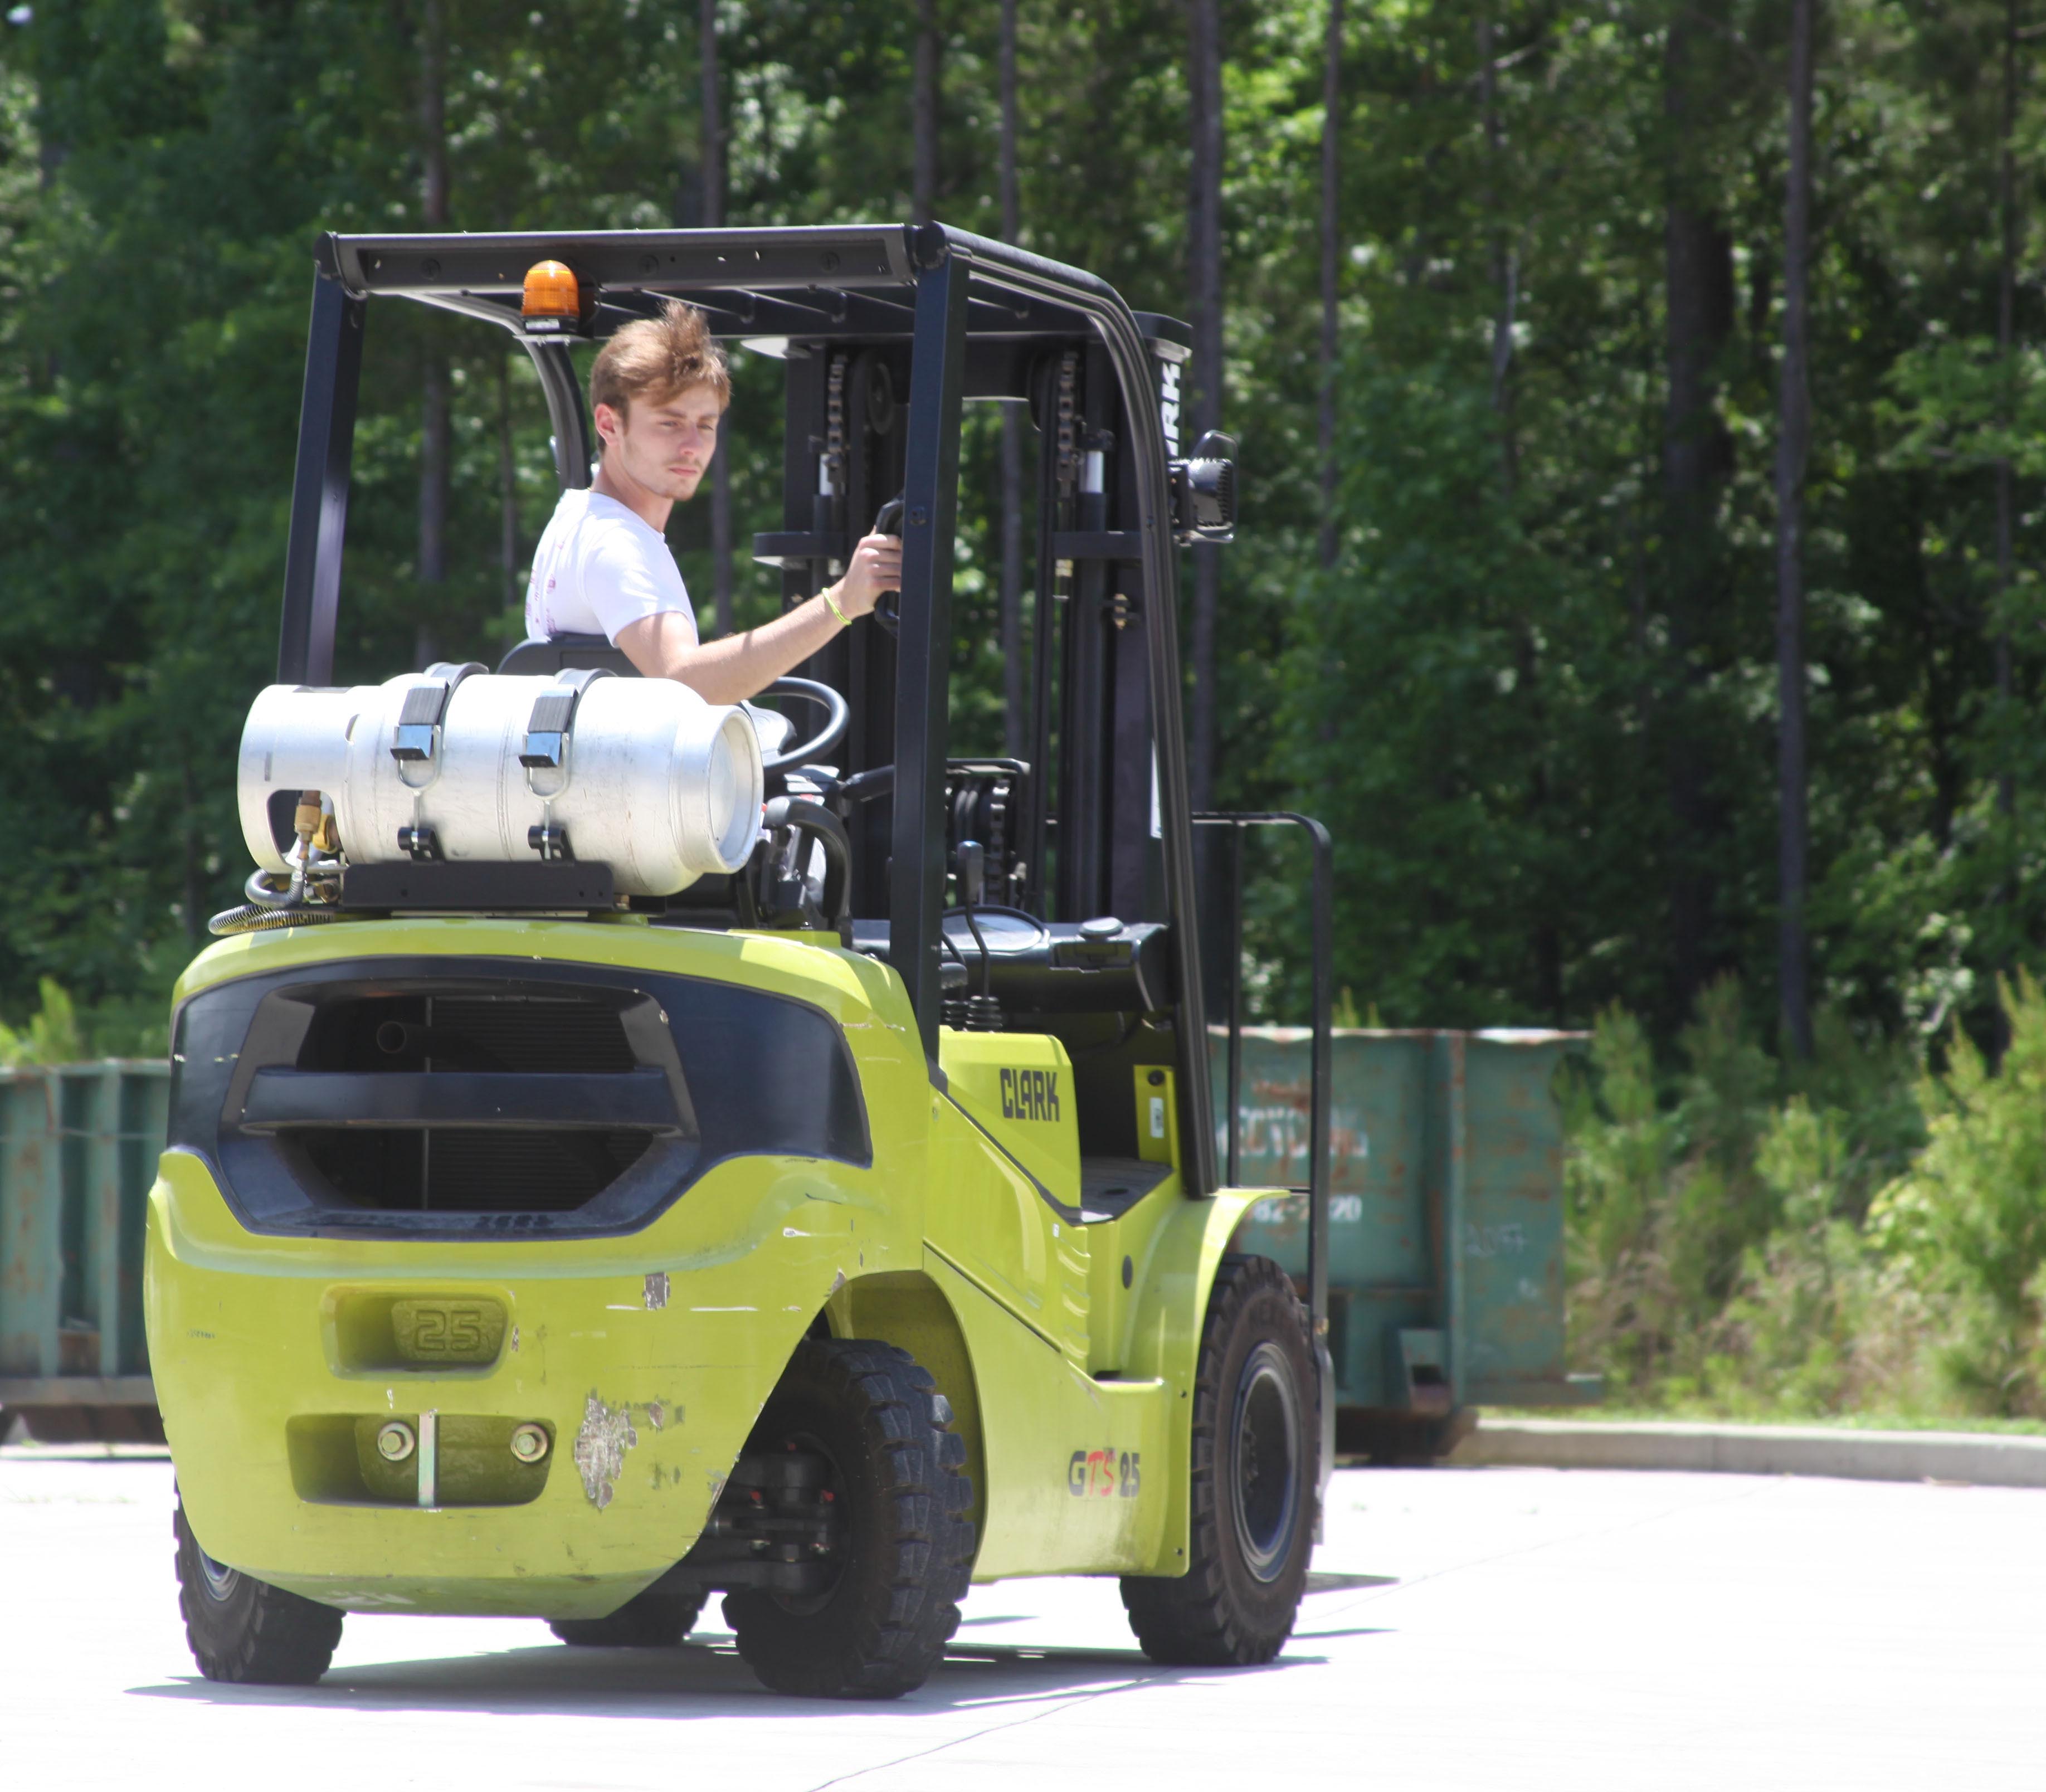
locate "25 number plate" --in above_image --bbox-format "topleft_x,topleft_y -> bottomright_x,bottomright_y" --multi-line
391,1298 -> 505,1365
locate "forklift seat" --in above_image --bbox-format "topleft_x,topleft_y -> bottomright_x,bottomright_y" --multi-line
496,632 -> 638,678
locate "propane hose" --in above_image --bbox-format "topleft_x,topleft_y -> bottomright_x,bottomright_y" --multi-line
214,824 -> 343,934
208,902 -> 342,937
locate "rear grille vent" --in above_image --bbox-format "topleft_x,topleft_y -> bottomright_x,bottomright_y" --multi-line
171,957 -> 871,1241
296,1127 -> 654,1214
204,983 -> 691,1219
301,994 -> 639,1077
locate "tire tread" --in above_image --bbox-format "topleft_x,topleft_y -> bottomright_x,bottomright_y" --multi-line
1119,1254 -> 1317,1667
727,1339 -> 976,1698
174,1503 -> 343,1686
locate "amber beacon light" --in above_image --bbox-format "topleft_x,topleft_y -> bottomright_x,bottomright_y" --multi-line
522,259 -> 583,335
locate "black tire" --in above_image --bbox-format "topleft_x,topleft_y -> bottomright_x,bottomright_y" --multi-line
723,1338 -> 976,1699
174,1501 -> 344,1684
1121,1254 -> 1318,1666
549,1587 -> 705,1648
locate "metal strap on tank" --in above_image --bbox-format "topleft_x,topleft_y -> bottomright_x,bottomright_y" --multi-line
391,661 -> 487,860
519,667 -> 611,772
520,667 -> 612,861
389,660 -> 485,768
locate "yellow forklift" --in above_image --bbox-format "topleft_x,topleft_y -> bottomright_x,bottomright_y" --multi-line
147,222 -> 1336,1698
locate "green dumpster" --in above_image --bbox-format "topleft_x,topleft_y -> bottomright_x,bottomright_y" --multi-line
0,1062 -> 169,1442
1212,1027 -> 1595,1457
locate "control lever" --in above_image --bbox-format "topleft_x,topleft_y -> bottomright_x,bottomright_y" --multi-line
870,495 -> 904,635
953,839 -> 1003,1033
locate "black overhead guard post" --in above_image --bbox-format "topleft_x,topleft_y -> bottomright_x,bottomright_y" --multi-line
1192,810 -> 1336,1508
1227,821 -> 1245,1185
889,229 -> 971,1059
1302,807 -> 1335,1517
277,271 -> 366,687
525,339 -> 593,491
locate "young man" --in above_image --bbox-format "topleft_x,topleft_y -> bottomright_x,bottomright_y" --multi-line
524,299 -> 898,705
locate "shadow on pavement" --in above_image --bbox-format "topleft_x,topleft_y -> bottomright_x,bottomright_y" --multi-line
125,1632 -> 1334,1720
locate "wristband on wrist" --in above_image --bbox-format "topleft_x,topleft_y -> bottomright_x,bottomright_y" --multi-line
822,587 -> 851,627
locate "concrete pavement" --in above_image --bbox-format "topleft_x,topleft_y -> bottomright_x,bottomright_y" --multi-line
3,1445 -> 2040,1790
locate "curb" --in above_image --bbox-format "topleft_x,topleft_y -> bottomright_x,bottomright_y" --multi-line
1445,1416 -> 2046,1488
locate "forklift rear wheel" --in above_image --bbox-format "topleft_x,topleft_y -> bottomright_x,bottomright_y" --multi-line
723,1339 -> 976,1699
548,1588 -> 705,1648
1121,1255 -> 1317,1666
174,1501 -> 344,1684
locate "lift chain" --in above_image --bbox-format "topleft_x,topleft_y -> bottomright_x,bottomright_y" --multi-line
1053,350 -> 1079,599
1054,350 -> 1078,499
822,352 -> 849,496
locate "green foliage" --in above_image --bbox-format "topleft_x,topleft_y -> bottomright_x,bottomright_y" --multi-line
1565,981 -> 1936,1416
1277,354 -> 1592,1026
0,958 -> 174,1063
1560,972 -> 2046,1422
0,977 -> 82,1066
1870,973 -> 2046,1415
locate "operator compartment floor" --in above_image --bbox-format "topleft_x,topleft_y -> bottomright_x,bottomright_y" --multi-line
1079,1157 -> 1171,1224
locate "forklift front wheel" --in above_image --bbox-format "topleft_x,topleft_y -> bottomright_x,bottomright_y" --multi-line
723,1338 -> 976,1699
173,1500 -> 344,1684
1121,1255 -> 1317,1666
548,1587 -> 706,1649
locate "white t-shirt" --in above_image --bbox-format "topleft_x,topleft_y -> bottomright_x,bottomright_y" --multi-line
523,488 -> 700,649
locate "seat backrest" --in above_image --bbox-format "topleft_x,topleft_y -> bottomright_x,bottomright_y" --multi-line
496,632 -> 639,678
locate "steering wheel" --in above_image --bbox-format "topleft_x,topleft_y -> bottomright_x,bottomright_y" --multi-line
755,676 -> 849,772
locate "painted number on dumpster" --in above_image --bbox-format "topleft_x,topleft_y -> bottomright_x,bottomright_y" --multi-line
1249,1194 -> 1363,1226
1463,1221 -> 1527,1259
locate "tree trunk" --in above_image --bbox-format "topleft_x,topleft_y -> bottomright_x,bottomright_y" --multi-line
1775,0 -> 1815,1059
913,0 -> 940,225
1318,0 -> 1343,571
1478,16 -> 1517,495
1482,18 -> 1553,1016
999,0 -> 1026,753
1660,5 -> 1735,1020
1186,0 -> 1223,814
702,0 -> 732,635
1997,0 -> 2018,826
416,0 -> 449,669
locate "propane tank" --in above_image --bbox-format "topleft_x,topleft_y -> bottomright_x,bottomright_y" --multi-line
236,672 -> 763,895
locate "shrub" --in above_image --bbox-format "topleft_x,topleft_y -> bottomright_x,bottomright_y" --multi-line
1565,980 -> 1935,1415
0,977 -> 84,1066
1871,971 -> 2046,1415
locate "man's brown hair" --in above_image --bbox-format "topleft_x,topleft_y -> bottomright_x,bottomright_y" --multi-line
588,299 -> 730,428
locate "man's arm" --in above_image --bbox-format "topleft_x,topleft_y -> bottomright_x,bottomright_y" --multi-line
617,532 -> 902,704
